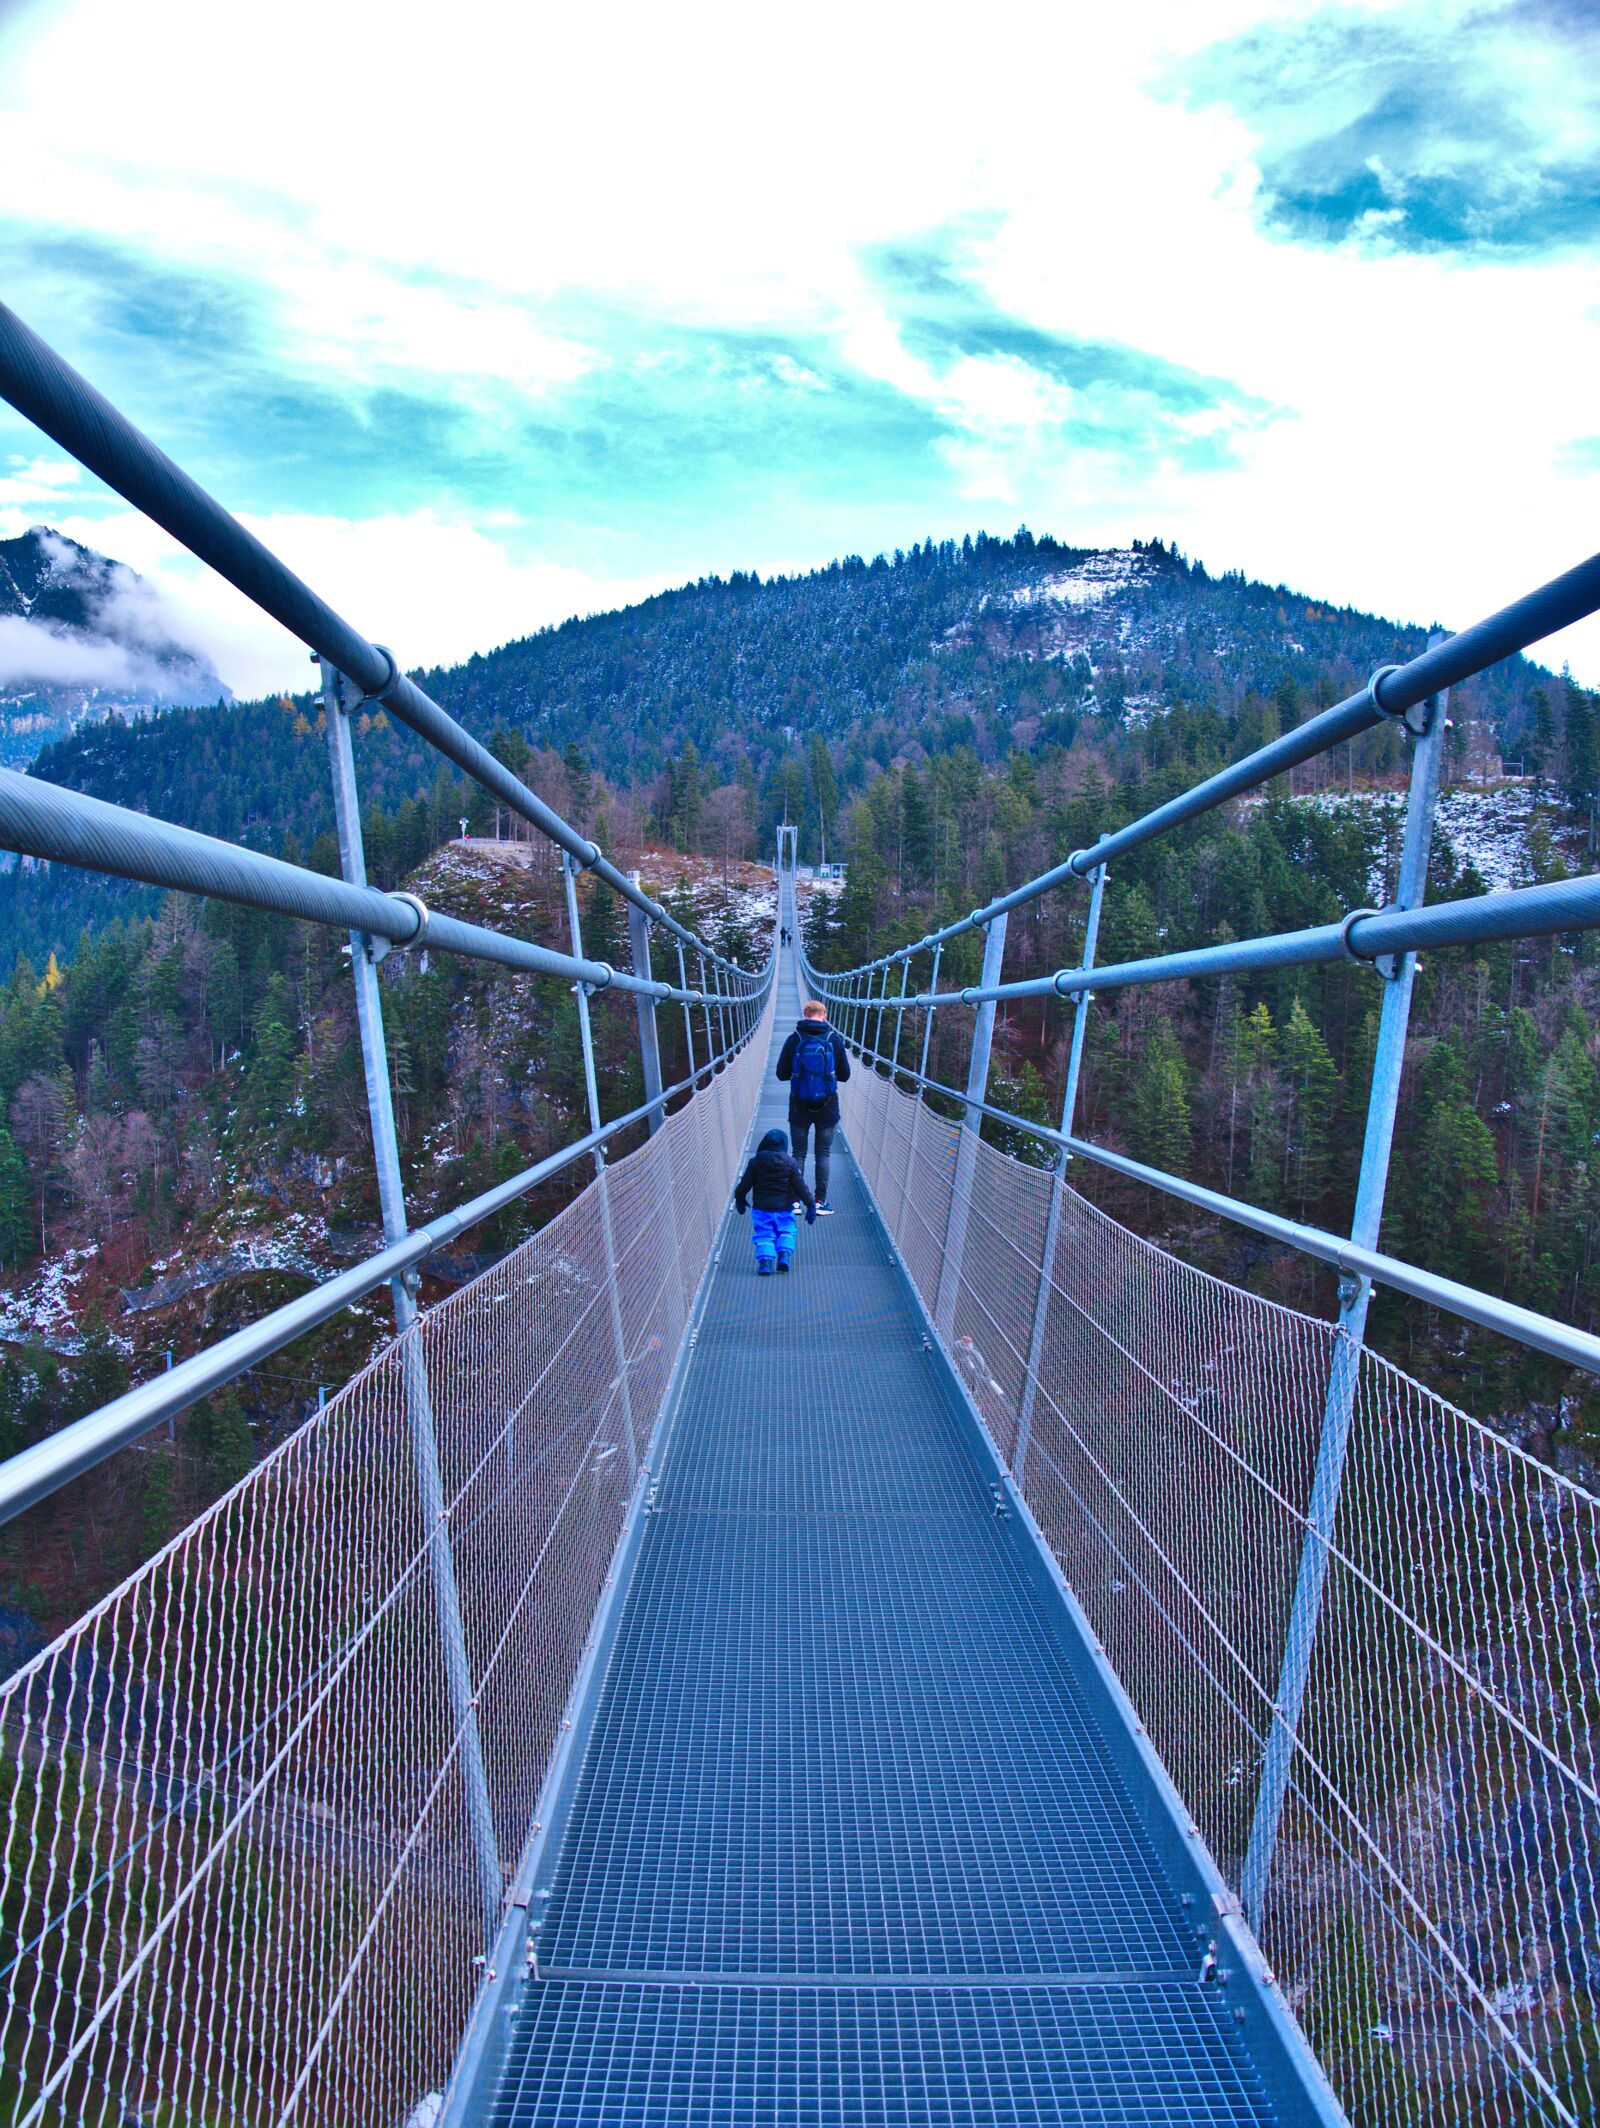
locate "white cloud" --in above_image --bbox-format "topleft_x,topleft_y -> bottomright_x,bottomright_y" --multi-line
0,456 -> 85,508
0,614 -> 175,691
0,0 -> 1594,678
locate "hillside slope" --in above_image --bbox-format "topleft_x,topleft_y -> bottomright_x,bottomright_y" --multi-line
0,530 -> 1571,950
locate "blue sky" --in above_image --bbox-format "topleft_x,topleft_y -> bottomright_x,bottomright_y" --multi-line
0,0 -> 1596,691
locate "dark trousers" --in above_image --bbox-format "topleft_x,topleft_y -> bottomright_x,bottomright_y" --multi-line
790,1112 -> 836,1202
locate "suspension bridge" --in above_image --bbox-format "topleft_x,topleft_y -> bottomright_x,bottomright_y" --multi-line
0,298 -> 1598,2127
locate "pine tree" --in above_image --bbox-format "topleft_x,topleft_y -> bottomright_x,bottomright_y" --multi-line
244,974 -> 297,1128
0,1126 -> 31,1268
185,1388 -> 255,1491
900,771 -> 934,889
1129,1018 -> 1191,1177
807,735 -> 838,861
563,742 -> 593,828
1407,1041 -> 1499,1280
1223,1002 -> 1277,1202
672,741 -> 703,852
1563,679 -> 1597,814
802,881 -> 836,967
140,1445 -> 176,1558
1279,997 -> 1338,1217
583,882 -> 623,967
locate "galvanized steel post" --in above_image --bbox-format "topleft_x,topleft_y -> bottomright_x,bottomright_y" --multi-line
889,957 -> 911,1081
563,855 -> 638,1481
714,957 -> 732,1064
674,941 -> 698,1084
872,961 -> 893,1068
901,940 -> 943,1212
626,878 -> 665,1134
319,660 -> 503,1942
696,951 -> 716,1073
935,914 -> 1008,1336
1241,659 -> 1450,1932
1015,865 -> 1105,1481
918,942 -> 943,1085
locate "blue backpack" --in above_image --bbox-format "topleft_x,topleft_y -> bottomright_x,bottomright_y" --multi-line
791,1024 -> 837,1105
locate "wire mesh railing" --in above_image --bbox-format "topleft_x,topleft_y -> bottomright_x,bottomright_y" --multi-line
0,1000 -> 771,2128
838,1058 -> 1600,2127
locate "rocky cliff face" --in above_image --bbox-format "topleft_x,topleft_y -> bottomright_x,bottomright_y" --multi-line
0,526 -> 227,766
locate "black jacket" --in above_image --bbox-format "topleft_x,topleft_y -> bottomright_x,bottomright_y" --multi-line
776,1020 -> 851,1124
735,1129 -> 817,1214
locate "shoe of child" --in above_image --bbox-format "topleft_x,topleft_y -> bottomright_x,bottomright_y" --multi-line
777,1258 -> 792,1273
757,1261 -> 774,1276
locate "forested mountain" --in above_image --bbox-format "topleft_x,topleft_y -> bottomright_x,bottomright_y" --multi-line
0,528 -> 1564,968
1,524 -> 1597,1642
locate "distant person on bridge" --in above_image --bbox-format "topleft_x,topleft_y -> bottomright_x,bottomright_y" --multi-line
735,1128 -> 816,1274
777,998 -> 850,1214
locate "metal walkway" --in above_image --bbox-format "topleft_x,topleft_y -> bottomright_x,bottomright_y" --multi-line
486,946 -> 1316,2127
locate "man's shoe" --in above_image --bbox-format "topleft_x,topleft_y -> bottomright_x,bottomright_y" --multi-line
815,1201 -> 834,1216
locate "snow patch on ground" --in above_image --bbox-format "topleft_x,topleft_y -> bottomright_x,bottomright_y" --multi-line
1433,787 -> 1555,892
1008,551 -> 1148,611
0,1245 -> 106,1350
1120,693 -> 1166,729
1235,782 -> 1563,896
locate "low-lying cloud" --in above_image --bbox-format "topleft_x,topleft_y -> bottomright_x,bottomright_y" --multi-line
0,612 -> 185,691
0,528 -> 225,699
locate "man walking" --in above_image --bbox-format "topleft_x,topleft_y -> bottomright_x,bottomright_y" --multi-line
776,998 -> 850,1215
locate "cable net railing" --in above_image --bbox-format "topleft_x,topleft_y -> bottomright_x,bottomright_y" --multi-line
840,1059 -> 1600,2128
0,1002 -> 770,2128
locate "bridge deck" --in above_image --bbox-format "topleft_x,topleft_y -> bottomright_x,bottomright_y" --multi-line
487,949 -> 1296,2126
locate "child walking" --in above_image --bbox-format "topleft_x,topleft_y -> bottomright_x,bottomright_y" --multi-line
734,1128 -> 817,1275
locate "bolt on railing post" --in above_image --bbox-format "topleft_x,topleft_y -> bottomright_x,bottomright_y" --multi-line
563,854 -> 638,1483
318,660 -> 502,1943
1015,865 -> 1105,1483
626,877 -> 665,1135
1241,655 -> 1450,1934
935,913 -> 1008,1336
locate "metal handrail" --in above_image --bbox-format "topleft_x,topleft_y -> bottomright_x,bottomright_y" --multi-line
0,297 -> 758,987
0,299 -> 775,1543
0,765 -> 743,1006
815,1011 -> 1600,1377
812,868 -> 1600,1011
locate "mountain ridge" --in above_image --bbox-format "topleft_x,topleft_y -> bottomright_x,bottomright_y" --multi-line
0,524 -> 1569,968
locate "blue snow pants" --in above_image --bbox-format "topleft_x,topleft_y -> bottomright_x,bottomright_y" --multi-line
751,1207 -> 796,1273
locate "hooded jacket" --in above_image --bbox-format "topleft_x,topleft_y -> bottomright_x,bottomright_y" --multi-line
776,1018 -> 851,1124
735,1129 -> 817,1215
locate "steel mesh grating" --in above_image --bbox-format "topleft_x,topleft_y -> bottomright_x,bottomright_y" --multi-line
490,950 -> 1294,2125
